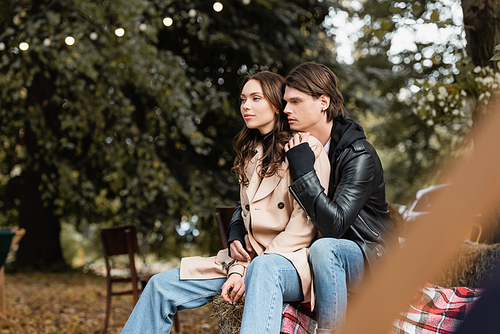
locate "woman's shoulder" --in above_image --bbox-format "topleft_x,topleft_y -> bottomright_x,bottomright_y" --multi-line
300,133 -> 323,152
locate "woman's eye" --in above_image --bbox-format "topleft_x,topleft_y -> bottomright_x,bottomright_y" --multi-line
240,98 -> 246,104
253,97 -> 261,101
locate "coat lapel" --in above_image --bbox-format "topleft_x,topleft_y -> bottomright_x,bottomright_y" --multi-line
252,158 -> 288,203
244,145 -> 262,203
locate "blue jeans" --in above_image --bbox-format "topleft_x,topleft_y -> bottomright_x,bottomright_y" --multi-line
120,268 -> 225,333
240,254 -> 303,333
309,238 -> 365,332
121,254 -> 302,334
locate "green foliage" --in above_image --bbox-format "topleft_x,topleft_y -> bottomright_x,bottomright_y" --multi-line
329,0 -> 471,203
0,0 -> 338,265
491,44 -> 500,69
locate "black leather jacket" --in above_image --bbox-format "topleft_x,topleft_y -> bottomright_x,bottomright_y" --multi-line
289,138 -> 398,272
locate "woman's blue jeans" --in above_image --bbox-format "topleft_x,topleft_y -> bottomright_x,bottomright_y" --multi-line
120,268 -> 225,333
309,238 -> 365,332
240,254 -> 303,333
120,253 -> 302,334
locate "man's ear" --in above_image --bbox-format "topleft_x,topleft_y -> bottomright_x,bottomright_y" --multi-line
319,94 -> 330,111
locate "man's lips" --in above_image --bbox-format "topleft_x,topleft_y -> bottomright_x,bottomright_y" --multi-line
288,117 -> 297,123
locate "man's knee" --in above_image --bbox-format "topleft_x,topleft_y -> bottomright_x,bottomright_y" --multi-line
309,238 -> 345,267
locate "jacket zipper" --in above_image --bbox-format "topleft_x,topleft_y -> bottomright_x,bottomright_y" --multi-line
358,214 -> 379,237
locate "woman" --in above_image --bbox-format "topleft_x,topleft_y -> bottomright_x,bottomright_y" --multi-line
121,71 -> 330,334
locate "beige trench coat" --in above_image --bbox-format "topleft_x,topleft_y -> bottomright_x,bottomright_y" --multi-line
180,136 -> 330,304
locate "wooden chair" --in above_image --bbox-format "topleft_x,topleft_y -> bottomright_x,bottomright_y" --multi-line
215,206 -> 236,248
100,226 -> 180,333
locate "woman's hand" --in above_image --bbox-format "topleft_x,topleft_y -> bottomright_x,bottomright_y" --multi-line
221,274 -> 245,303
229,235 -> 253,262
284,132 -> 322,158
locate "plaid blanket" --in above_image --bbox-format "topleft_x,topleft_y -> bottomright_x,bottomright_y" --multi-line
390,283 -> 483,334
255,283 -> 481,334
281,302 -> 317,334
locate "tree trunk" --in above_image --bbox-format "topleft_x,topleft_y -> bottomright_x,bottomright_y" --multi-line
16,168 -> 65,270
15,125 -> 66,270
462,0 -> 500,71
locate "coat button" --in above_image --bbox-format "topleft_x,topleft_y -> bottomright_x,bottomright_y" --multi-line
245,204 -> 250,211
277,202 -> 285,209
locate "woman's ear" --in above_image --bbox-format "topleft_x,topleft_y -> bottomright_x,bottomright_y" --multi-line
319,94 -> 330,111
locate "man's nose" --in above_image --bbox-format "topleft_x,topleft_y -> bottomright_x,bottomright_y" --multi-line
283,103 -> 291,114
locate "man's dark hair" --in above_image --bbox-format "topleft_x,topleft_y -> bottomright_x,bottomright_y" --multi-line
284,62 -> 345,121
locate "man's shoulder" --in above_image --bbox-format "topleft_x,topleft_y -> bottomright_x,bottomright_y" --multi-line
350,138 -> 378,154
351,140 -> 365,152
338,139 -> 380,163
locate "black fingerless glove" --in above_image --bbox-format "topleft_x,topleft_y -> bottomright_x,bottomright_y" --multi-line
227,203 -> 247,257
285,142 -> 315,181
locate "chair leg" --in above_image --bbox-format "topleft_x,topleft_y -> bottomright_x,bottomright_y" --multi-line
173,312 -> 180,332
103,285 -> 112,334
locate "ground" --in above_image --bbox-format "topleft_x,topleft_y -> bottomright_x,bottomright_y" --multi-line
1,272 -> 220,334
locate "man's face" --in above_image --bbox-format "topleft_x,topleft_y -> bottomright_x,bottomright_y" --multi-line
283,86 -> 326,132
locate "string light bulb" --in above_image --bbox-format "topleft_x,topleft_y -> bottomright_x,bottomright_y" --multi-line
115,28 -> 125,37
213,2 -> 223,12
19,42 -> 29,51
0,42 -> 5,51
65,36 -> 75,45
90,32 -> 98,40
163,17 -> 173,27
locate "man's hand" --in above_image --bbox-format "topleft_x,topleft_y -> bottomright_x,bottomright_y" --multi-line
229,235 -> 253,262
221,274 -> 245,303
284,132 -> 322,158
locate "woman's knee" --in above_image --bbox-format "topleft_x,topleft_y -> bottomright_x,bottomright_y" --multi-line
145,269 -> 179,293
247,254 -> 280,272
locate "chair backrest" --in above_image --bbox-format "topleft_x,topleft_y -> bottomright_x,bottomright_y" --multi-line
215,206 -> 236,249
100,226 -> 140,281
101,225 -> 139,257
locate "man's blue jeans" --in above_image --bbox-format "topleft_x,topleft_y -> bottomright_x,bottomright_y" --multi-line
120,254 -> 302,333
309,238 -> 365,333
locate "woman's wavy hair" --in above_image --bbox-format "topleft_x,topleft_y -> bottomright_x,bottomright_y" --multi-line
232,71 -> 293,185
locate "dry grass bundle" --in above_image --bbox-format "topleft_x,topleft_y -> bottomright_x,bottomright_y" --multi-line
433,240 -> 500,288
211,294 -> 244,334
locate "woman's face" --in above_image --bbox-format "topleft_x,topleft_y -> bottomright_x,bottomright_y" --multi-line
240,79 -> 277,134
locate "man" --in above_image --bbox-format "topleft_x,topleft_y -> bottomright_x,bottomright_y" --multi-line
228,62 -> 398,333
